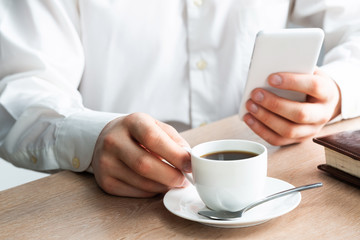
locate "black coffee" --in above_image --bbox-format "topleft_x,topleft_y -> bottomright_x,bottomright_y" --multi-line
201,150 -> 258,160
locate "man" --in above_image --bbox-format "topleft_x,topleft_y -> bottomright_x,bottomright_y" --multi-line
0,0 -> 359,197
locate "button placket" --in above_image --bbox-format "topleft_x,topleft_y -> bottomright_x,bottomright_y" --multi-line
186,0 -> 212,128
196,59 -> 207,70
193,0 -> 203,7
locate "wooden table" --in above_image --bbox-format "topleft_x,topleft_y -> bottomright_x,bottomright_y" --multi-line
1,116 -> 360,239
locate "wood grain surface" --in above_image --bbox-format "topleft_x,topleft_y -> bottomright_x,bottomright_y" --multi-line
1,116 -> 360,239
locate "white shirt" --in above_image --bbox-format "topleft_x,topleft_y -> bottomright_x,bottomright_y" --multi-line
1,0 -> 360,172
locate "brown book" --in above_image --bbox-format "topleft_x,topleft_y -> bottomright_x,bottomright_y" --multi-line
313,130 -> 360,187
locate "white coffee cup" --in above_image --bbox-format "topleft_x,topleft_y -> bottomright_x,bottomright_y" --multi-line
184,139 -> 267,212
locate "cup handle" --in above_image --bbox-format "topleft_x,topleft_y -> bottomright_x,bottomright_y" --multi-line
182,146 -> 194,185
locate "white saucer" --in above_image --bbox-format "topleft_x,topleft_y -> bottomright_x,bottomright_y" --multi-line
163,177 -> 301,228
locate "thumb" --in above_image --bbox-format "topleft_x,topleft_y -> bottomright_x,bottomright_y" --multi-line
156,121 -> 190,149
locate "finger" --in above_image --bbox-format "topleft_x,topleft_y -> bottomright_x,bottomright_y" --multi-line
96,176 -> 160,198
155,121 -> 192,170
92,150 -> 160,197
156,121 -> 190,148
126,113 -> 191,173
314,67 -> 329,78
268,72 -> 328,101
101,154 -> 171,193
116,134 -> 187,188
245,99 -> 321,139
243,113 -> 309,146
250,89 -> 328,124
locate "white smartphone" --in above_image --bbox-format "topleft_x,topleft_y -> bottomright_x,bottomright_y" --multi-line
238,28 -> 324,118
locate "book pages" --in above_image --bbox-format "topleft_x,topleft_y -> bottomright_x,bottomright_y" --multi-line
325,148 -> 360,178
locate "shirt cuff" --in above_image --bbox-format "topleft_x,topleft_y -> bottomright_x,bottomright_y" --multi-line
320,60 -> 360,120
55,109 -> 123,172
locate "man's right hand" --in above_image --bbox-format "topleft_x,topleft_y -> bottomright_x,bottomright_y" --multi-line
91,112 -> 191,197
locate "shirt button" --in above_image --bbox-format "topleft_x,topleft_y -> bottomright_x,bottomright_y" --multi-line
196,59 -> 207,70
193,0 -> 203,7
72,157 -> 80,169
31,156 -> 37,164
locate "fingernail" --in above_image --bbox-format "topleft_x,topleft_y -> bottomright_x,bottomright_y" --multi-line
249,103 -> 258,113
244,116 -> 255,126
182,160 -> 192,173
270,74 -> 282,86
181,179 -> 191,188
254,91 -> 264,102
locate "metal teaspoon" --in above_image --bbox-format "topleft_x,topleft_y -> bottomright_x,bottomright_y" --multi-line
198,182 -> 323,220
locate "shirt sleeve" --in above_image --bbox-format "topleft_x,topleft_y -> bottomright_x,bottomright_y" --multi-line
0,1 -> 121,172
289,0 -> 360,120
